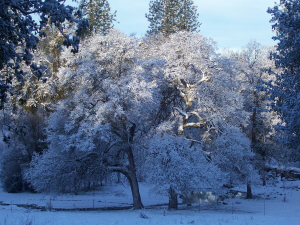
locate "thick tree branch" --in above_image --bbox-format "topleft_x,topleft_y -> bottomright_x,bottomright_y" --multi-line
175,107 -> 189,120
190,112 -> 206,124
108,166 -> 128,175
189,74 -> 210,88
183,122 -> 205,129
103,141 -> 121,154
177,73 -> 210,135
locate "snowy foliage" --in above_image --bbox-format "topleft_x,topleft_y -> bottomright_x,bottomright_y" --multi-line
221,41 -> 279,182
25,147 -> 107,194
25,30 -> 160,208
154,32 -> 249,140
0,104 -> 47,192
212,125 -> 259,187
267,0 -> 300,153
137,32 -> 256,196
145,133 -> 224,196
23,30 -> 261,205
0,0 -> 88,109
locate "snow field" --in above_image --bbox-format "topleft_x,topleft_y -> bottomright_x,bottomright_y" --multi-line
0,205 -> 298,225
0,181 -> 299,225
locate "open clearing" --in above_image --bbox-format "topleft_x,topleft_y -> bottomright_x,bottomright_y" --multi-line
0,180 -> 299,225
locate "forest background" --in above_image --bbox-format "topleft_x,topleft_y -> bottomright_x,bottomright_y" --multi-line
0,0 -> 299,211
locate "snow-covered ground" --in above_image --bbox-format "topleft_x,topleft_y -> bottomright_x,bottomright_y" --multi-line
0,180 -> 299,225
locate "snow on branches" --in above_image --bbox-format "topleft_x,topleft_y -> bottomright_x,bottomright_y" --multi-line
24,30 -> 261,206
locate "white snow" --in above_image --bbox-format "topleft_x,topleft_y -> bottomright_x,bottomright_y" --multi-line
0,180 -> 300,225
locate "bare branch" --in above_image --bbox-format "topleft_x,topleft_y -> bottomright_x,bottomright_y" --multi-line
104,141 -> 121,154
183,122 -> 204,128
42,58 -> 52,64
180,79 -> 189,89
107,166 -> 128,175
179,92 -> 188,104
186,92 -> 193,107
184,138 -> 202,144
176,70 -> 210,135
190,112 -> 201,121
175,107 -> 189,119
178,117 -> 184,135
190,75 -> 210,88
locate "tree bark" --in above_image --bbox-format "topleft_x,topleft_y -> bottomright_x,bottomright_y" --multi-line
168,185 -> 178,210
109,122 -> 143,209
126,146 -> 143,209
262,163 -> 266,186
246,183 -> 252,199
248,92 -> 257,199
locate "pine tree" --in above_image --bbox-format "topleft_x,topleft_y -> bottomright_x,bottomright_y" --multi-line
79,0 -> 116,36
146,0 -> 200,36
161,0 -> 181,36
145,0 -> 165,35
178,0 -> 201,32
267,0 -> 300,154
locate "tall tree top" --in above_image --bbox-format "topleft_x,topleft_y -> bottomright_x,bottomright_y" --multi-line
146,0 -> 201,37
79,0 -> 116,36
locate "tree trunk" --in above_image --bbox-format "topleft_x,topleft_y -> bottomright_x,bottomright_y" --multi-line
117,172 -> 120,183
126,146 -> 143,209
246,183 -> 252,199
168,185 -> 178,210
248,93 -> 256,198
262,163 -> 266,186
109,122 -> 143,209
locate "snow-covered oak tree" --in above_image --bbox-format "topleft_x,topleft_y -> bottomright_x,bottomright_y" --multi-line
26,30 -> 161,209
139,32 -> 256,206
156,32 -> 249,140
26,30 -> 258,210
144,127 -> 224,209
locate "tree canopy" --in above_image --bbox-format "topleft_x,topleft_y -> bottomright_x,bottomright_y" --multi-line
1,0 -> 299,213
267,0 -> 300,153
0,0 -> 88,109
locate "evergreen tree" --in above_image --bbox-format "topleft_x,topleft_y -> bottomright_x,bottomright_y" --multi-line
145,0 -> 165,35
79,0 -> 116,36
0,0 -> 88,109
146,0 -> 200,36
267,0 -> 300,154
178,0 -> 201,32
37,24 -> 65,75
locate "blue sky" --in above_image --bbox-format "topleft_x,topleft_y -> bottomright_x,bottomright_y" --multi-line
69,0 -> 278,50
